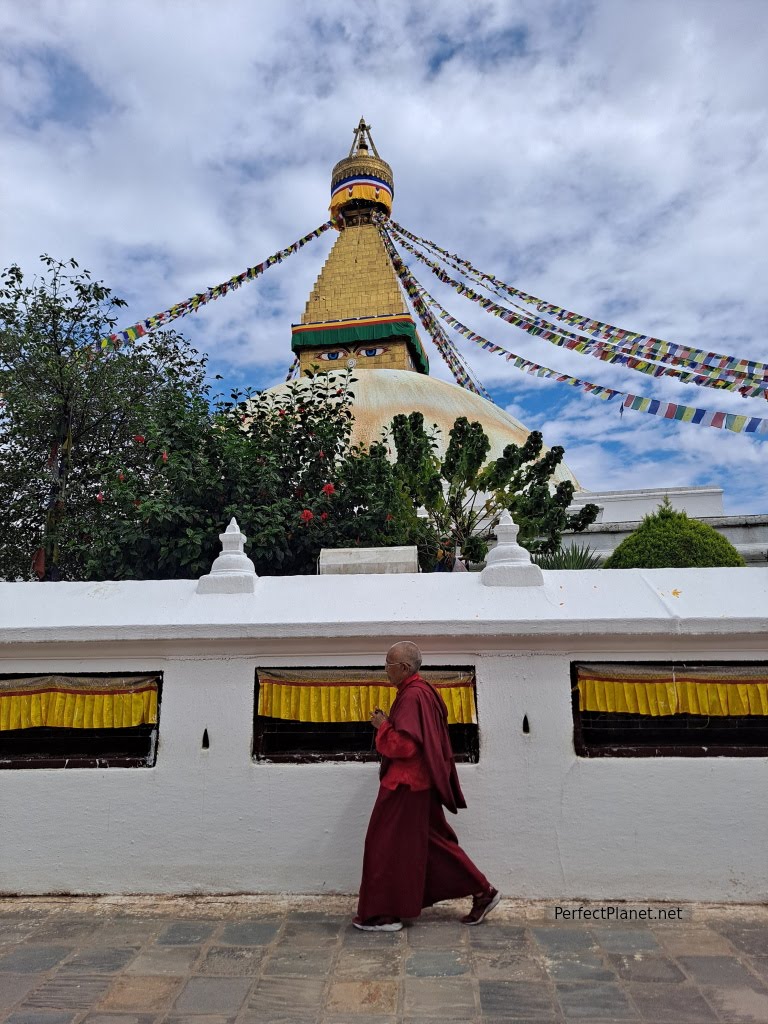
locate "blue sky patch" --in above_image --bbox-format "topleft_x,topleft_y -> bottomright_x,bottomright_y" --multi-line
9,46 -> 112,131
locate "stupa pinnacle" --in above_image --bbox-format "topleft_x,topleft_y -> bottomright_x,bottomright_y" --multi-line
329,117 -> 395,223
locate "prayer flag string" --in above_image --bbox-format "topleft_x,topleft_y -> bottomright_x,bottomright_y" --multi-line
385,223 -> 768,400
390,224 -> 767,390
386,239 -> 768,437
99,221 -> 336,352
378,227 -> 491,400
389,220 -> 768,384
285,355 -> 300,381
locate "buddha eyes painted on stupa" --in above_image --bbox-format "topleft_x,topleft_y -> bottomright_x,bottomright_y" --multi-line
318,345 -> 389,361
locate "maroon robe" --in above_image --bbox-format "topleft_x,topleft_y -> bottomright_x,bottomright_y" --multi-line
357,674 -> 490,921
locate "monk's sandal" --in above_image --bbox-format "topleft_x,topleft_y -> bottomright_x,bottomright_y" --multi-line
461,887 -> 501,925
353,916 -> 403,932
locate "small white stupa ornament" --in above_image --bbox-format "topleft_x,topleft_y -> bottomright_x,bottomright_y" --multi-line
480,510 -> 544,587
196,518 -> 257,594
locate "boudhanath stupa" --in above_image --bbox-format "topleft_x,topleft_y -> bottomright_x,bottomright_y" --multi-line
0,124 -> 766,906
268,119 -> 766,562
270,119 -> 576,490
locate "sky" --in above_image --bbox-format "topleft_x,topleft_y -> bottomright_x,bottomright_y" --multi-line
2,0 -> 767,514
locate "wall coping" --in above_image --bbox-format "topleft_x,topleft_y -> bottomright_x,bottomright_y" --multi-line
1,568 -> 766,645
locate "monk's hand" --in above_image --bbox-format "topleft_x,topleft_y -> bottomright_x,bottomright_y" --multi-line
370,709 -> 388,730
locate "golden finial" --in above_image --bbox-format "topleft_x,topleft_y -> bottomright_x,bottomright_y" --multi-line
349,117 -> 380,159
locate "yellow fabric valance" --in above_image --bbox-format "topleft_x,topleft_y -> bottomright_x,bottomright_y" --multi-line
258,669 -> 476,725
576,664 -> 768,717
330,182 -> 393,219
0,675 -> 159,731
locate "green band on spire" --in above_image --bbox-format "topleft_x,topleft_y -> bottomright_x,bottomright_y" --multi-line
291,317 -> 429,374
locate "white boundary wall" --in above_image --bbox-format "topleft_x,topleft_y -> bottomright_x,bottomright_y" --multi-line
1,567 -> 767,902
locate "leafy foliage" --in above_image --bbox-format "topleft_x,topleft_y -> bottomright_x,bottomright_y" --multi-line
389,412 -> 599,564
533,543 -> 603,569
603,499 -> 745,569
0,255 -> 596,581
0,256 -> 205,581
84,371 -> 422,579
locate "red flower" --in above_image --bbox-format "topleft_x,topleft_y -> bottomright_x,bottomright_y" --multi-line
321,483 -> 335,495
385,513 -> 394,521
278,409 -> 286,417
132,434 -> 145,444
300,509 -> 314,523
161,450 -> 168,463
321,512 -> 328,521
318,450 -> 325,459
96,491 -> 104,503
118,472 -> 125,482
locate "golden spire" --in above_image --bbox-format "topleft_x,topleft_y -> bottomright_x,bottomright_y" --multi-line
290,121 -> 429,377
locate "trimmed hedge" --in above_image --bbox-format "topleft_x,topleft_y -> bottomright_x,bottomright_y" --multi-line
604,501 -> 745,569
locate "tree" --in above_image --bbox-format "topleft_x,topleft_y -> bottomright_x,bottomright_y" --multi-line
603,499 -> 745,568
0,257 -> 595,581
83,371 -> 423,579
389,412 -> 599,564
0,256 -> 208,581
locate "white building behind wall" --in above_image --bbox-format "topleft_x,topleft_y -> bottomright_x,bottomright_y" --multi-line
1,564 -> 767,903
566,486 -> 768,565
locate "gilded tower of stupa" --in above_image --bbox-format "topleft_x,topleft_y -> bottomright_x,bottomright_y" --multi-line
274,118 -> 579,489
291,118 -> 429,377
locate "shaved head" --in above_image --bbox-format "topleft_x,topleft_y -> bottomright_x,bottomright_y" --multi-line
387,641 -> 422,673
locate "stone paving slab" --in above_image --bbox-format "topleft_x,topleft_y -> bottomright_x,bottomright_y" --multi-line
0,977 -> 43,1012
195,949 -> 265,977
405,951 -> 470,977
84,1016 -> 157,1024
125,948 -> 202,977
5,1012 -> 80,1024
478,978 -> 558,1018
23,976 -> 115,1010
334,949 -> 404,980
628,982 -> 721,1022
0,897 -> 767,1022
216,925 -> 279,948
99,976 -> 182,1012
173,978 -> 252,1015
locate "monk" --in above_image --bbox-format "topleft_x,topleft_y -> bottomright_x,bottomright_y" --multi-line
354,641 -> 500,931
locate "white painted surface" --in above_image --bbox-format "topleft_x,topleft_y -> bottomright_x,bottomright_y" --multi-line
481,511 -> 544,587
564,514 -> 768,565
197,518 -> 257,593
571,485 -> 724,523
318,545 -> 419,574
0,567 -> 767,902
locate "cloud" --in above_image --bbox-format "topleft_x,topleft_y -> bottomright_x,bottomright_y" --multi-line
1,0 -> 767,512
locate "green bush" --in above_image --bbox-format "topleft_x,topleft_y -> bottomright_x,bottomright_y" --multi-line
534,543 -> 603,569
603,500 -> 745,569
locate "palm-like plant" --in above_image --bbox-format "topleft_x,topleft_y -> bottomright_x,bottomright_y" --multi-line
533,544 -> 603,569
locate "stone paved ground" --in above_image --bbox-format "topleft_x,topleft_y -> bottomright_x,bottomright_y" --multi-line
1,897 -> 767,1023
